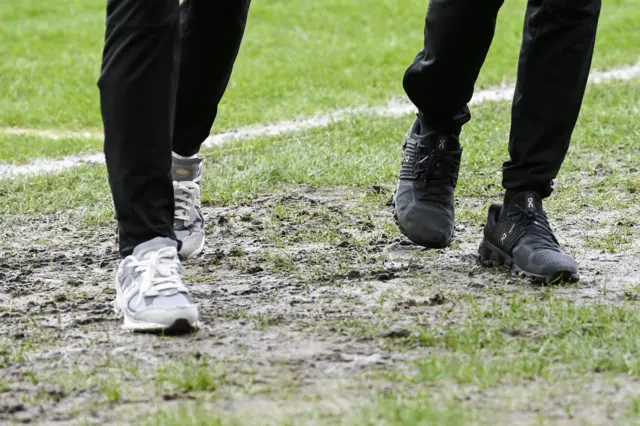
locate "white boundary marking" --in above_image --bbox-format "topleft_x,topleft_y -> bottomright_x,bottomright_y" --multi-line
1,63 -> 639,179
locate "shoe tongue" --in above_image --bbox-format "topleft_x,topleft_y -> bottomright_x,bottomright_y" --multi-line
171,157 -> 203,182
509,192 -> 543,212
133,237 -> 178,258
424,132 -> 460,152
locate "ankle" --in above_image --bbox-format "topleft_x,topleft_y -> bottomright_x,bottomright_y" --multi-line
172,151 -> 198,160
418,113 -> 461,140
503,190 -> 543,208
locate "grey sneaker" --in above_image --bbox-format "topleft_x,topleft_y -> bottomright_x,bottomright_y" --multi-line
171,154 -> 205,259
114,237 -> 199,333
392,117 -> 462,248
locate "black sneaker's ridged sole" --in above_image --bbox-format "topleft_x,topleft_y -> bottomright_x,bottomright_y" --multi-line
478,240 -> 579,284
391,193 -> 452,249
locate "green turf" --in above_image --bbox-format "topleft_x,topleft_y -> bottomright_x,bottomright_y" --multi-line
0,80 -> 638,224
0,133 -> 101,164
144,396 -> 474,426
1,0 -> 640,132
362,292 -> 640,425
410,293 -> 640,386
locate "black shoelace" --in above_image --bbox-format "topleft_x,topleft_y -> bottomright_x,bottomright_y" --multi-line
416,147 -> 460,185
507,207 -> 559,251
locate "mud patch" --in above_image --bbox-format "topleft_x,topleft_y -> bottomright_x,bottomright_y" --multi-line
1,186 -> 638,424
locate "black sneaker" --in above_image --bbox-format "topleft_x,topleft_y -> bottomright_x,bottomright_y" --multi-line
478,192 -> 579,283
392,117 -> 462,248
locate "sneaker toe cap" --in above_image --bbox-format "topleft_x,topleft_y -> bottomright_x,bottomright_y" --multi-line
394,201 -> 454,248
401,224 -> 453,248
517,249 -> 579,282
135,305 -> 199,328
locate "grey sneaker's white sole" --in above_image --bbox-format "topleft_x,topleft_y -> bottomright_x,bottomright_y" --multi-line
114,285 -> 199,333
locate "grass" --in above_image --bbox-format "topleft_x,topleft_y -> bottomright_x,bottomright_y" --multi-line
1,81 -> 638,222
1,0 -> 640,135
156,357 -> 224,395
1,2 -> 640,424
0,133 -> 101,164
584,219 -> 635,253
263,250 -> 298,274
34,367 -> 127,404
357,395 -> 472,426
409,293 -> 640,386
305,291 -> 640,424
144,396 -> 474,426
143,407 -> 230,426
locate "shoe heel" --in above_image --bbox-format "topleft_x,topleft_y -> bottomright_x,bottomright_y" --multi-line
113,292 -> 124,315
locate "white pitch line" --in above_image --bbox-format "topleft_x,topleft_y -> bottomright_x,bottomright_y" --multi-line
0,128 -> 102,140
1,63 -> 639,179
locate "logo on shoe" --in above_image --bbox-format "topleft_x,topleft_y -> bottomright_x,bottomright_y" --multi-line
438,138 -> 446,150
527,197 -> 534,209
175,168 -> 190,177
500,225 -> 515,245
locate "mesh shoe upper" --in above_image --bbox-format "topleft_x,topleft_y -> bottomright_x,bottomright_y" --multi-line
393,117 -> 462,248
481,192 -> 579,281
116,237 -> 197,328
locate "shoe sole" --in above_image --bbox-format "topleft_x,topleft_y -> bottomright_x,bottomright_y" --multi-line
122,316 -> 198,335
477,239 -> 579,284
114,292 -> 199,335
391,190 -> 452,249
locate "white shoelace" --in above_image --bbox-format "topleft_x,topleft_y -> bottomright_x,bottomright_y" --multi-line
173,181 -> 200,225
129,247 -> 185,298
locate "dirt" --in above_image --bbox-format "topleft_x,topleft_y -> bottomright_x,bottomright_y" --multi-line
0,185 -> 638,425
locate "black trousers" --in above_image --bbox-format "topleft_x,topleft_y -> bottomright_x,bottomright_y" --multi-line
98,0 -> 250,257
403,0 -> 601,197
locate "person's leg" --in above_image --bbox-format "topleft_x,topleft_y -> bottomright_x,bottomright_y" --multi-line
98,0 -> 198,333
403,0 -> 505,136
393,0 -> 504,248
169,0 -> 251,259
502,0 -> 601,202
172,0 -> 251,156
98,0 -> 180,257
479,0 -> 601,283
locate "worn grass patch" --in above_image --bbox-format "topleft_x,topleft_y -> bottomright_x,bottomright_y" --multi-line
1,81 -> 637,223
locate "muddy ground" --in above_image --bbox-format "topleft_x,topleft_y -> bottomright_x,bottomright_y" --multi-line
1,185 -> 639,425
